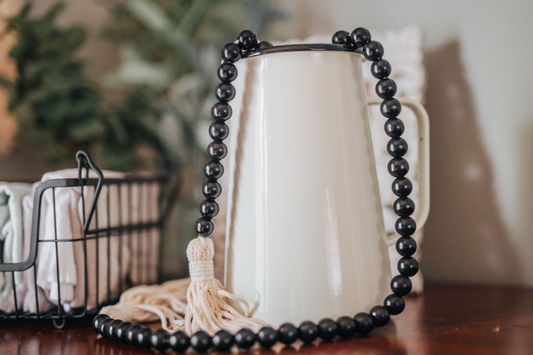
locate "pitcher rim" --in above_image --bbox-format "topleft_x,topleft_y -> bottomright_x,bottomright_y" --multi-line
241,43 -> 364,59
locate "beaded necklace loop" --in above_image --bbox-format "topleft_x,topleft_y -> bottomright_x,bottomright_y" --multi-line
94,27 -> 420,353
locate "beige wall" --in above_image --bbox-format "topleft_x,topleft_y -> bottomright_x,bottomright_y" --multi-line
273,0 -> 533,286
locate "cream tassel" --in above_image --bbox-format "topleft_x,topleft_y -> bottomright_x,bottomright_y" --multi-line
100,278 -> 190,331
98,237 -> 268,335
184,237 -> 268,335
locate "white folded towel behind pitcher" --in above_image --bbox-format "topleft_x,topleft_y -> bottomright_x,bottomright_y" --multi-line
0,182 -> 32,312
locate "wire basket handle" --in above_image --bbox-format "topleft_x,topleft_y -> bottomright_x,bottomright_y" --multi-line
76,150 -> 104,233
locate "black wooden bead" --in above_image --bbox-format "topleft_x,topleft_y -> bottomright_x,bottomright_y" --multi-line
396,236 -> 417,256
318,318 -> 338,341
204,160 -> 224,179
257,41 -> 273,50
332,30 -> 351,45
392,177 -> 413,198
258,326 -> 279,348
202,181 -> 222,199
200,199 -> 219,218
391,275 -> 412,296
395,217 -> 417,236
384,294 -> 405,315
212,329 -> 234,351
376,78 -> 397,99
370,306 -> 390,327
98,318 -> 113,336
381,98 -> 402,118
191,331 -> 212,353
384,118 -> 405,138
387,138 -> 408,157
126,324 -> 144,346
195,217 -> 214,237
351,27 -> 371,48
211,102 -> 232,121
238,30 -> 258,51
93,314 -> 109,333
235,328 -> 257,349
336,316 -> 356,338
221,43 -> 241,62
106,319 -> 123,339
371,59 -> 392,79
215,83 -> 236,102
363,41 -> 384,61
298,321 -> 319,344
209,122 -> 230,141
353,313 -> 374,335
114,321 -> 132,343
398,256 -> 419,277
169,331 -> 190,352
393,198 -> 415,218
151,329 -> 171,352
217,62 -> 238,82
207,141 -> 228,160
278,323 -> 298,345
137,327 -> 153,349
388,158 -> 410,177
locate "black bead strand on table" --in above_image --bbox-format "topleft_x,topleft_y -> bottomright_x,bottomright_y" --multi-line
235,328 -> 257,349
212,330 -> 234,351
258,326 -> 279,348
151,329 -> 171,352
336,316 -> 357,338
384,294 -> 406,315
190,331 -> 212,353
94,26 -> 421,353
169,331 -> 190,352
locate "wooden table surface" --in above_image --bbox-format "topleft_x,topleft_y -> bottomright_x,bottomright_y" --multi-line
1,284 -> 532,355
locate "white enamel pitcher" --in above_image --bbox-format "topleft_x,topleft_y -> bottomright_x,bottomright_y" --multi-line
223,44 -> 429,327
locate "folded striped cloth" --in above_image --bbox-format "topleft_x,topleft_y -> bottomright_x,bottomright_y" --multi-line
0,182 -> 32,312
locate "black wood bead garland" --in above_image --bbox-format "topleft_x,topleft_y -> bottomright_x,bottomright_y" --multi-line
336,316 -> 357,338
299,320 -> 320,343
212,329 -> 234,351
95,27 -> 420,353
257,326 -> 279,347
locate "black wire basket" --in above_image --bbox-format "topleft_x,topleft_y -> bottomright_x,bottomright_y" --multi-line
0,151 -> 179,328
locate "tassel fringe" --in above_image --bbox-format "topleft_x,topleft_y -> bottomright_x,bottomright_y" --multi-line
184,237 -> 268,335
100,278 -> 190,331
99,237 -> 268,335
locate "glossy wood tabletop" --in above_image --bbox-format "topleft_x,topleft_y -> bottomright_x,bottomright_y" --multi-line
1,284 -> 532,355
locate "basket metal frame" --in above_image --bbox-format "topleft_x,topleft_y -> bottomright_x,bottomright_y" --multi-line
0,151 -> 180,328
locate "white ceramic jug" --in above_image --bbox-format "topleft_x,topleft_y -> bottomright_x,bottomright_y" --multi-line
223,44 -> 429,327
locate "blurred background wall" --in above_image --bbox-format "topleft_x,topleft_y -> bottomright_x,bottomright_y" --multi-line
0,0 -> 118,180
1,0 -> 532,287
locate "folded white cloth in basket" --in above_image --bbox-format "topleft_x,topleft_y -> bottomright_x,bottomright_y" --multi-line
19,169 -> 161,313
0,182 -> 32,312
22,185 -> 54,313
34,169 -> 132,312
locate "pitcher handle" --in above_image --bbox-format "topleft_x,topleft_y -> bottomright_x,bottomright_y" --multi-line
368,98 -> 430,247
